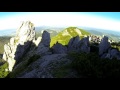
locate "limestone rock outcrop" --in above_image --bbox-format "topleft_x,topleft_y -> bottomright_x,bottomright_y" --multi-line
77,37 -> 90,53
52,42 -> 67,54
2,21 -> 36,71
36,31 -> 51,56
67,36 -> 90,53
16,21 -> 35,44
40,31 -> 50,47
68,36 -> 80,52
17,54 -> 72,78
99,36 -> 111,56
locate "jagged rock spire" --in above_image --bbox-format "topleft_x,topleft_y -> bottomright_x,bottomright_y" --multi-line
16,21 -> 35,45
99,36 -> 111,56
2,21 -> 36,72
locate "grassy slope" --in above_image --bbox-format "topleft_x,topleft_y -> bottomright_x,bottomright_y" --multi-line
50,27 -> 90,47
0,36 -> 11,54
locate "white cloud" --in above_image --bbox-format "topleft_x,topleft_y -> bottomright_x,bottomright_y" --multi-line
0,12 -> 120,32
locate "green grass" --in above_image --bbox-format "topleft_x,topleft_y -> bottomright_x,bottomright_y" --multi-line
0,36 -> 11,54
50,27 -> 91,47
69,52 -> 120,78
80,29 -> 91,35
0,62 -> 9,78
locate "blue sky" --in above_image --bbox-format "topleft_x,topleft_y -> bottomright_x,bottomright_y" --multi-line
0,12 -> 120,31
80,12 -> 120,21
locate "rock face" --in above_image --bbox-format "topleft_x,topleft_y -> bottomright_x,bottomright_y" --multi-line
98,36 -> 120,60
68,36 -> 90,53
2,21 -> 36,71
68,36 -> 80,52
40,31 -> 50,47
99,36 -> 111,56
36,31 -> 51,56
16,54 -> 72,78
52,42 -> 67,54
77,37 -> 90,53
101,49 -> 120,60
109,49 -> 120,59
16,21 -> 35,44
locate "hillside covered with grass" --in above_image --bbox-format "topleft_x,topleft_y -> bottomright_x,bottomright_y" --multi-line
50,27 -> 91,47
0,36 -> 11,54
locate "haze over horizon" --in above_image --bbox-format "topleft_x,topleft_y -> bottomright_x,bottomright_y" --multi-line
0,12 -> 120,32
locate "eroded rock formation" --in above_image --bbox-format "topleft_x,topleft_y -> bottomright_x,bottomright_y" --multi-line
99,36 -> 111,56
3,21 -> 36,71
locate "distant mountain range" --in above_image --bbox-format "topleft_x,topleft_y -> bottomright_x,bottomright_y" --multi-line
0,26 -> 64,37
0,29 -> 16,36
84,28 -> 120,42
0,26 -> 120,42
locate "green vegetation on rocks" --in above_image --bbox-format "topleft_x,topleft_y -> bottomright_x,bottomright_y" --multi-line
0,62 -> 9,78
70,52 -> 120,78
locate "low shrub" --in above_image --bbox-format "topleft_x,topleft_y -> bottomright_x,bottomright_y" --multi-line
70,52 -> 120,78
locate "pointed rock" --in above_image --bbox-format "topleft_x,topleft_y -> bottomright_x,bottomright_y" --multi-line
77,36 -> 90,53
99,36 -> 111,56
2,21 -> 36,71
17,21 -> 35,44
52,42 -> 67,54
36,31 -> 51,56
40,31 -> 50,47
68,36 -> 80,52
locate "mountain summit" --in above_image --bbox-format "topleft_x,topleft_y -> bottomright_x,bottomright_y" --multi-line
50,27 -> 90,47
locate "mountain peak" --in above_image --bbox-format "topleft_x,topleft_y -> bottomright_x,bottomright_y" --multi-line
50,27 -> 91,47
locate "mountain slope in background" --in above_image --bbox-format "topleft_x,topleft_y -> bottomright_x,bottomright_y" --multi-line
86,29 -> 120,42
0,29 -> 16,36
36,29 -> 58,38
50,27 -> 91,47
79,27 -> 120,42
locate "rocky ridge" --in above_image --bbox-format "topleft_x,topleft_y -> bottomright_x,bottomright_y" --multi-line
2,21 -> 120,78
